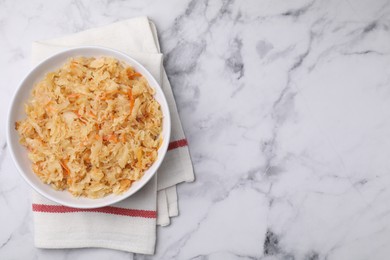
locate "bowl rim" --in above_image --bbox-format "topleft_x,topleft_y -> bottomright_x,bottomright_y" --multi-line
6,45 -> 171,208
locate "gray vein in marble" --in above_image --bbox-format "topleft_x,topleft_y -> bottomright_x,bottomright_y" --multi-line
160,213 -> 209,259
309,18 -> 389,72
362,21 -> 378,34
264,229 -> 322,259
281,0 -> 315,18
165,41 -> 206,75
225,37 -> 244,79
341,50 -> 387,56
305,251 -> 320,260
263,230 -> 281,256
163,0 -> 235,59
189,251 -> 258,260
0,142 -> 7,172
0,235 -> 12,249
0,187 -> 15,207
261,32 -> 312,177
205,0 -> 236,28
256,40 -> 274,59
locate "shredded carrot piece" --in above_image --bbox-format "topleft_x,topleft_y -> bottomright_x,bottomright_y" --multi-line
99,90 -> 126,101
99,93 -> 108,101
88,111 -> 97,118
60,160 -> 70,175
73,110 -> 87,123
103,133 -> 118,143
128,89 -> 135,114
126,69 -> 133,79
73,110 -> 81,117
109,134 -> 119,143
129,72 -> 142,79
127,69 -> 142,80
108,90 -> 127,95
94,134 -> 100,140
137,149 -> 143,167
121,134 -> 126,143
68,93 -> 80,98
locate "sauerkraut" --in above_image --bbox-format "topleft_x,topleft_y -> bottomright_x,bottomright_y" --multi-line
15,56 -> 163,198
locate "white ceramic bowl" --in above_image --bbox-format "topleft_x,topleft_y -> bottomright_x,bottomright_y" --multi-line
7,46 -> 171,208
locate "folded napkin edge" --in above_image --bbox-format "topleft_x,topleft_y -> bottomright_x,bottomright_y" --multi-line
35,239 -> 155,255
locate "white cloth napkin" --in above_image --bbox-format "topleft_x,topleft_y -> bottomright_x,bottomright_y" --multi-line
30,17 -> 194,254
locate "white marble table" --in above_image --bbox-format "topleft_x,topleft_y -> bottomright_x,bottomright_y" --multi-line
1,0 -> 390,259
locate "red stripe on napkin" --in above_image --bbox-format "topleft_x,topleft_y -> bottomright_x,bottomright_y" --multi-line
32,204 -> 157,218
168,139 -> 188,150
